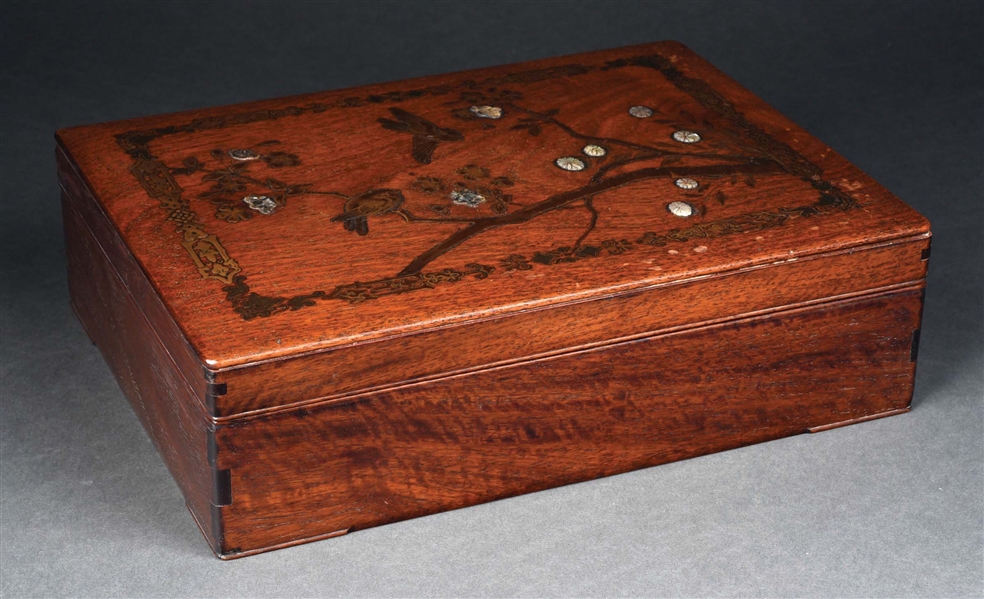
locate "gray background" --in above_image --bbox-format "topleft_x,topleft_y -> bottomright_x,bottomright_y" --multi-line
1,1 -> 981,597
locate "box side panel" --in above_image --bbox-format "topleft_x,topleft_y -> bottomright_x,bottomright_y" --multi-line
213,286 -> 924,557
57,144 -> 216,411
214,236 -> 930,417
62,192 -> 220,553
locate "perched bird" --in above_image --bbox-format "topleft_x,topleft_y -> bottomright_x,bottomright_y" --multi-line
331,188 -> 405,236
377,108 -> 464,164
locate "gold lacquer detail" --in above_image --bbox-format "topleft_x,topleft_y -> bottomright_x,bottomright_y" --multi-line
181,235 -> 241,284
116,51 -> 860,320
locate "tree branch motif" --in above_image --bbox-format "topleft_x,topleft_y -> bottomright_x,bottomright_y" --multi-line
573,197 -> 600,249
397,159 -> 784,277
116,50 -> 861,320
386,91 -> 788,276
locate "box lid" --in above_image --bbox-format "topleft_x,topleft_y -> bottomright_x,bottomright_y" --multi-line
57,41 -> 930,418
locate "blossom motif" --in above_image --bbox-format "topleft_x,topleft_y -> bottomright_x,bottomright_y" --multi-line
229,148 -> 260,161
469,105 -> 503,119
243,195 -> 278,215
555,156 -> 586,172
412,176 -> 446,194
499,254 -> 532,271
667,201 -> 695,217
532,245 -> 602,265
601,239 -> 633,255
214,178 -> 247,194
457,164 -> 490,181
450,189 -> 485,208
262,152 -> 301,168
214,202 -> 251,223
459,91 -> 487,104
494,89 -> 523,103
672,130 -> 702,144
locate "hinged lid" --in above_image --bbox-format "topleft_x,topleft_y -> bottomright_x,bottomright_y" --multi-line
57,42 -> 930,419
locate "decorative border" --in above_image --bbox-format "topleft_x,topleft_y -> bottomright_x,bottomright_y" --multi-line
116,52 -> 857,320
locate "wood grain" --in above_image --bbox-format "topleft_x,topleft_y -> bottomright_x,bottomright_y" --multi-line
212,287 -> 924,558
63,191 -> 219,550
55,41 -> 931,374
213,235 -> 928,418
57,40 -> 932,559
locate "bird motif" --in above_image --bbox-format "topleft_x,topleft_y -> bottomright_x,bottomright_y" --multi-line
377,108 -> 464,164
331,188 -> 405,236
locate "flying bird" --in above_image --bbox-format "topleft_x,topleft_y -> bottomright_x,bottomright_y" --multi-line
331,188 -> 405,236
377,108 -> 464,164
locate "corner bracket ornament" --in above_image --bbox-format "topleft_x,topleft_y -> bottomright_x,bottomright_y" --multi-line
128,157 -> 241,284
181,234 -> 241,284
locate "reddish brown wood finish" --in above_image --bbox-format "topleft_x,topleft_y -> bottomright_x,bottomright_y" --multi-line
63,192 -> 217,542
214,236 -> 928,418
56,41 -> 930,382
56,41 -> 932,558
212,287 -> 923,557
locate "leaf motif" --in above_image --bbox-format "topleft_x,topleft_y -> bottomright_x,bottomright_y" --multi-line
255,140 -> 281,146
210,149 -> 224,160
266,178 -> 287,190
744,173 -> 756,187
490,199 -> 508,214
528,124 -> 542,137
730,174 -> 738,185
714,191 -> 727,205
661,155 -> 683,167
680,110 -> 697,124
702,119 -> 715,130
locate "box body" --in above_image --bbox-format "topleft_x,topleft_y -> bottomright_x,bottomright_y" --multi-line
57,42 -> 930,558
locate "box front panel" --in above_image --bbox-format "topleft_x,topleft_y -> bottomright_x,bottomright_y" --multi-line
212,286 -> 923,557
213,236 -> 929,416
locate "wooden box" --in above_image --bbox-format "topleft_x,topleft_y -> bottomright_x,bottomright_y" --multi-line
56,42 -> 931,559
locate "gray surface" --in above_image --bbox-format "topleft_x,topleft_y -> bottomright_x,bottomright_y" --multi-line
1,1 -> 981,597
